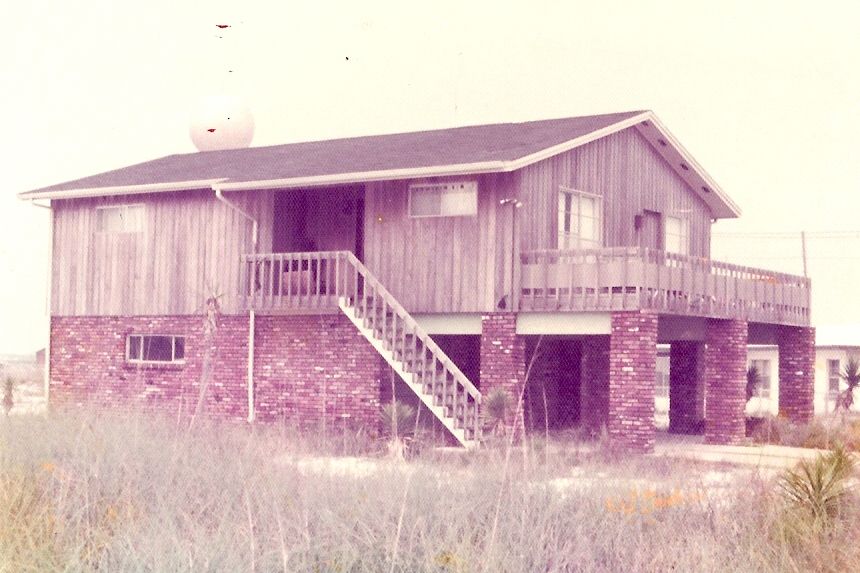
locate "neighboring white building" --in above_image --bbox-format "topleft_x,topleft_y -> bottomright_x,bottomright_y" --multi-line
656,325 -> 860,423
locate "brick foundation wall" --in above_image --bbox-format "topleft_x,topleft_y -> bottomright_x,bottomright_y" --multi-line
668,341 -> 705,434
704,318 -> 748,445
50,313 -> 385,431
608,311 -> 658,453
480,313 -> 525,435
253,314 -> 384,431
580,336 -> 610,435
778,325 -> 815,423
50,315 -> 250,420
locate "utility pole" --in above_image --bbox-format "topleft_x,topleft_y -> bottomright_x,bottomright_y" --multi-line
801,231 -> 808,278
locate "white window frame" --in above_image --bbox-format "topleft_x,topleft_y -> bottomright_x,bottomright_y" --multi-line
558,186 -> 602,249
126,335 -> 186,365
407,181 -> 478,218
95,204 -> 145,234
750,358 -> 772,398
664,214 -> 690,255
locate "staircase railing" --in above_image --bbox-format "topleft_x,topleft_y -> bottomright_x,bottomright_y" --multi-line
240,251 -> 482,445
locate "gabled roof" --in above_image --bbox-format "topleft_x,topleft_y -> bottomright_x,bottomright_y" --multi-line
18,110 -> 740,218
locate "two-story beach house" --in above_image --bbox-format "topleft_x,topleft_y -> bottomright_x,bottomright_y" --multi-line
19,111 -> 815,452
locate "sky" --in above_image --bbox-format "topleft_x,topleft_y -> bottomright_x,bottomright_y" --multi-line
2,1 -> 859,354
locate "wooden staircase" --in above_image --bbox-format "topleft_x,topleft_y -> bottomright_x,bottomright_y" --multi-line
240,250 -> 483,447
336,254 -> 482,448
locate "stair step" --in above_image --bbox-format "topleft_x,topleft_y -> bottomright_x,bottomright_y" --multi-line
338,288 -> 481,448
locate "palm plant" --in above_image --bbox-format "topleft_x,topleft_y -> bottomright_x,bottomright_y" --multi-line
837,357 -> 860,412
746,366 -> 762,402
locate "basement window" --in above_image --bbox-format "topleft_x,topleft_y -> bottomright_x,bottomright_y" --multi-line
408,181 -> 478,218
96,204 -> 144,233
126,335 -> 186,364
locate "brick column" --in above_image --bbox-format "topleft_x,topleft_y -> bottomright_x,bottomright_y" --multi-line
480,313 -> 526,435
580,336 -> 610,435
668,341 -> 705,434
778,325 -> 815,423
704,318 -> 748,445
608,311 -> 658,453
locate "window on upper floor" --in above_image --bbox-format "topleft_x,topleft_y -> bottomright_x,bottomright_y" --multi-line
558,187 -> 602,249
96,204 -> 144,233
664,215 -> 689,255
126,335 -> 185,364
408,181 -> 478,218
750,358 -> 772,398
828,359 -> 841,393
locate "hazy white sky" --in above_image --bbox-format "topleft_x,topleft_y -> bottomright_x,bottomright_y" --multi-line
2,1 -> 859,354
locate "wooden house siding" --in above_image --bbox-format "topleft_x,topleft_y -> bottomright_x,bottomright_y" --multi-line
51,189 -> 273,316
362,173 -> 516,313
516,127 -> 713,257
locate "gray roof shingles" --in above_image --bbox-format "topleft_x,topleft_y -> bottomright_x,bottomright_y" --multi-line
24,111 -> 645,195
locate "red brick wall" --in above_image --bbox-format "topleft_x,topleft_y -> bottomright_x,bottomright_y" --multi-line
668,341 -> 704,434
608,311 -> 658,453
704,318 -> 748,445
480,313 -> 525,434
50,315 -> 249,420
581,336 -> 610,435
253,314 -> 384,431
778,325 -> 815,423
50,313 -> 385,430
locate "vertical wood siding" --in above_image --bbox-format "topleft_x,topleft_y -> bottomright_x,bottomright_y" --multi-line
52,189 -> 272,316
362,173 -> 515,313
516,127 -> 713,257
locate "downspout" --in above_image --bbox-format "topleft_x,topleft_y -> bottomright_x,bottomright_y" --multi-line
30,200 -> 52,406
212,185 -> 259,423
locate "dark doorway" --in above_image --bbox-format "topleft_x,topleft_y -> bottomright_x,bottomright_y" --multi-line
272,185 -> 365,256
638,209 -> 663,250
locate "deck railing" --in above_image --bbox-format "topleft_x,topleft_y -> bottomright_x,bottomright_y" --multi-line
239,251 -> 355,309
519,247 -> 811,325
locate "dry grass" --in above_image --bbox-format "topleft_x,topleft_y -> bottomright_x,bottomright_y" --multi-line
1,410 -> 859,572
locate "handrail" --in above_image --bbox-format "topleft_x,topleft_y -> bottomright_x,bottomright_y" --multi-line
343,252 -> 481,400
239,251 -> 483,445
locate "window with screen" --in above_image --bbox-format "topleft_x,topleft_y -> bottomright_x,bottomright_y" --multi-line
126,335 -> 186,364
664,215 -> 689,255
408,181 -> 477,217
828,359 -> 841,394
558,187 -> 602,249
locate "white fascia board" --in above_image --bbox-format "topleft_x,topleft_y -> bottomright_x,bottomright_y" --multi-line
17,179 -> 229,201
505,111 -> 653,171
643,113 -> 742,218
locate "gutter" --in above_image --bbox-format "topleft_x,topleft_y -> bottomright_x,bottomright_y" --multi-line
212,185 -> 258,252
210,184 -> 258,423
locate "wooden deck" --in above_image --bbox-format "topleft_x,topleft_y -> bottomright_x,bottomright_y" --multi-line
241,249 -> 811,327
519,248 -> 811,326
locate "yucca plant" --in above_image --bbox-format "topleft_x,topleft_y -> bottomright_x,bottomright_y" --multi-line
380,401 -> 416,438
482,388 -> 510,436
746,365 -> 761,402
777,445 -> 856,535
836,357 -> 860,412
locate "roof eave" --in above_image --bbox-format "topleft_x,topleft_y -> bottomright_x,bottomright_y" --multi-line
17,179 -> 228,201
